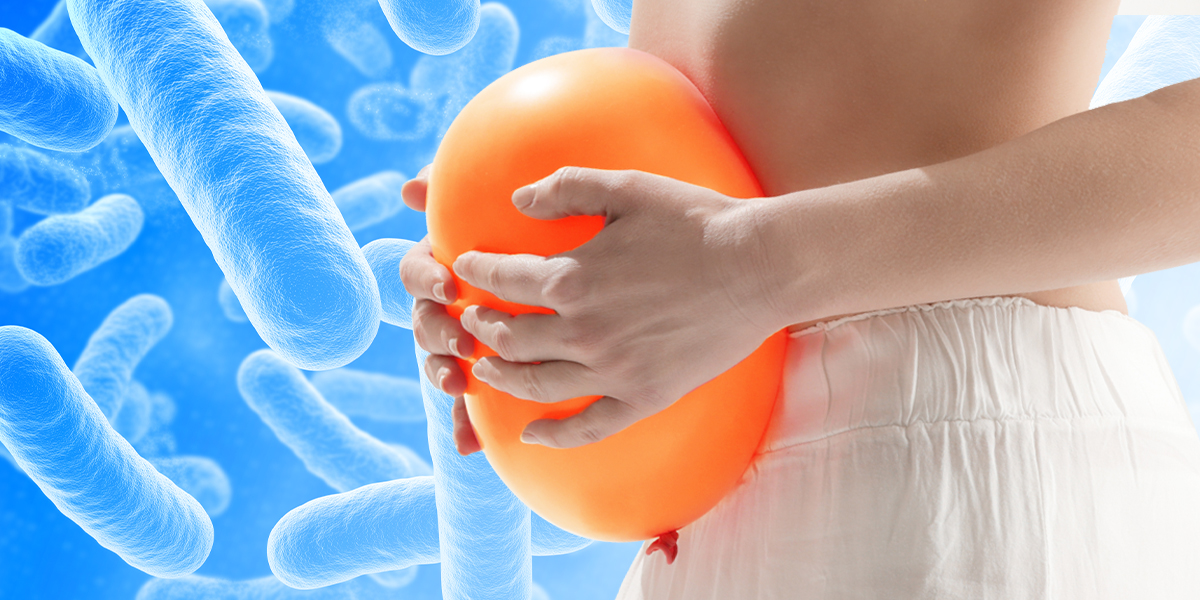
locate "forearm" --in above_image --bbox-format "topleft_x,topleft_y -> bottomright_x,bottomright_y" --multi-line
759,78 -> 1200,325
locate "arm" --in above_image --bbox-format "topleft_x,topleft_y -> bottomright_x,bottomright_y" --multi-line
760,78 -> 1200,326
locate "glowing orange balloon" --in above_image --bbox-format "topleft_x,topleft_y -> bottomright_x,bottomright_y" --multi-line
427,47 -> 787,542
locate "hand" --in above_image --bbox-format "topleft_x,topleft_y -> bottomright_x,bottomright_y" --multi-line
400,165 -> 482,456
454,167 -> 786,449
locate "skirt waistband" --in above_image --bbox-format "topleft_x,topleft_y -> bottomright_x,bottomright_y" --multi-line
762,296 -> 1192,452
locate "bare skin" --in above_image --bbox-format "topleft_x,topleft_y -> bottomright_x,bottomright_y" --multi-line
403,0 -> 1200,454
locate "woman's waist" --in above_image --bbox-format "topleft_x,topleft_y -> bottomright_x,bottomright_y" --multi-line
762,294 -> 1189,452
784,281 -> 1128,334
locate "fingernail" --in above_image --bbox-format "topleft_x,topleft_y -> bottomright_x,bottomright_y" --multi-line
471,361 -> 489,383
432,282 -> 447,303
449,337 -> 463,358
521,430 -> 541,445
512,184 -> 536,209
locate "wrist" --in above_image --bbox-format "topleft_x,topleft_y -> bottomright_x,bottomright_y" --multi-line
753,170 -> 932,327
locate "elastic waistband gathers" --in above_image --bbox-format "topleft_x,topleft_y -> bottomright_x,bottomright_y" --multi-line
763,296 -> 1192,452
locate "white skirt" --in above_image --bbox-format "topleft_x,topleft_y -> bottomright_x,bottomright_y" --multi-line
616,296 -> 1200,599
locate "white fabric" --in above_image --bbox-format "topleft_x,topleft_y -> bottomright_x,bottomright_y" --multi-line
617,296 -> 1200,599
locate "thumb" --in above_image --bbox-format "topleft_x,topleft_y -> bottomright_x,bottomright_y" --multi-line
520,396 -> 644,449
512,167 -> 640,221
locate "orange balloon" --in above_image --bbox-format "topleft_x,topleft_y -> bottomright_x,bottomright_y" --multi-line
427,47 -> 788,542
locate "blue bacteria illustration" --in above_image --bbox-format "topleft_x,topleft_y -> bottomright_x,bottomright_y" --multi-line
218,277 -> 250,322
362,237 -> 417,329
323,17 -> 395,79
588,0 -> 631,35
310,367 -> 426,423
268,477 -> 439,588
377,0 -> 481,56
238,349 -> 431,493
72,294 -> 173,420
0,27 -> 117,152
417,346 -> 531,600
347,83 -> 436,142
204,0 -> 274,73
0,143 -> 91,215
68,0 -> 381,370
15,193 -> 143,286
0,1 -> 699,597
0,326 -> 212,578
266,90 -> 343,165
331,171 -> 408,232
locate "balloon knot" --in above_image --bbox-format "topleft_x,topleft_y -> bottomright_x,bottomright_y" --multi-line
646,530 -> 680,565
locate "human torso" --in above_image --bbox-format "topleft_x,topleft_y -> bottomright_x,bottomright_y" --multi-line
628,0 -> 1128,332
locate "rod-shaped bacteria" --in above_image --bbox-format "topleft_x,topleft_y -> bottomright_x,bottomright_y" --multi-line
266,91 -> 342,165
269,477 -> 438,589
420,3 -> 519,140
323,18 -> 394,79
73,294 -> 173,420
310,367 -> 424,422
0,143 -> 91,215
1091,16 -> 1200,109
589,0 -> 631,35
268,475 -> 592,587
151,456 -> 233,517
238,349 -> 430,493
0,326 -> 212,578
68,0 -> 381,370
218,277 -> 249,322
361,238 -> 416,329
416,346 -> 532,600
204,0 -> 274,73
348,83 -> 435,142
0,28 -> 117,152
15,193 -> 143,286
331,171 -> 407,232
377,0 -> 480,56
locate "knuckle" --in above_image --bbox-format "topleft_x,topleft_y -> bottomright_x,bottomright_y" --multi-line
520,367 -> 550,403
553,165 -> 581,189
490,326 -> 519,361
611,169 -> 640,190
563,323 -> 603,359
632,386 -> 668,411
570,417 -> 607,445
541,262 -> 585,307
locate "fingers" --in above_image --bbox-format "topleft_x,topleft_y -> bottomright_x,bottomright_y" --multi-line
452,396 -> 482,456
521,396 -> 645,449
401,164 -> 432,212
423,354 -> 468,397
459,305 -> 582,363
453,251 -> 574,309
412,299 -> 474,358
400,237 -> 456,304
472,357 -> 599,404
512,167 -> 643,221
